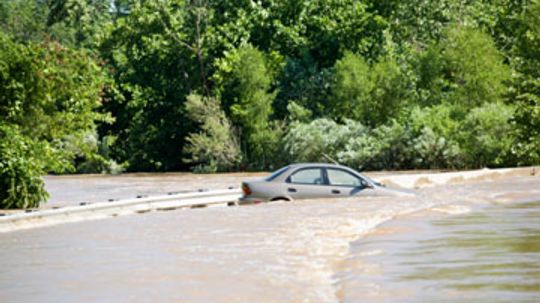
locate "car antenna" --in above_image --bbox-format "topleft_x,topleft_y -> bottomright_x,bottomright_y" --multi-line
322,153 -> 339,165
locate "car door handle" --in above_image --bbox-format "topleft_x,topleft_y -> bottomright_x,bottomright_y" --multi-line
287,188 -> 297,193
332,189 -> 341,194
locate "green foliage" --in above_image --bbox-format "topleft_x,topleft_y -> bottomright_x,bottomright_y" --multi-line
416,27 -> 511,110
216,44 -> 281,169
2,0 -> 539,190
274,54 -> 333,119
411,127 -> 463,169
0,32 -> 108,208
460,102 -> 515,167
407,105 -> 463,169
511,1 -> 540,165
442,26 -> 511,108
98,0 -> 205,171
408,105 -> 459,138
286,106 -> 485,170
330,52 -> 409,126
0,32 -> 110,166
248,0 -> 388,64
338,121 -> 411,170
284,119 -> 366,164
0,0 -> 48,42
330,52 -> 371,122
0,124 -> 48,209
286,101 -> 312,123
513,81 -> 540,164
183,94 -> 241,172
75,133 -> 125,174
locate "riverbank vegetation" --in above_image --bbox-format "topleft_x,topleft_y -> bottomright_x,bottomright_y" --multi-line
1,0 -> 539,208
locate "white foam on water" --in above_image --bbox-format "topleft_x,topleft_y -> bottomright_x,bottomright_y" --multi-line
430,204 -> 472,215
250,195 -> 438,303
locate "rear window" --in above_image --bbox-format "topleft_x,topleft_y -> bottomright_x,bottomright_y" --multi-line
265,166 -> 289,181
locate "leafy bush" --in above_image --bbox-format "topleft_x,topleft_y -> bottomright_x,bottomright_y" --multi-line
284,118 -> 366,163
339,121 -> 412,170
0,32 -> 108,208
442,26 -> 511,108
183,94 -> 241,172
330,52 -> 372,122
408,105 -> 459,138
330,52 -> 409,126
0,125 -> 48,209
415,27 -> 511,110
76,133 -> 126,174
0,32 -> 109,166
215,44 -> 280,169
411,127 -> 463,169
459,102 -> 515,167
407,105 -> 463,168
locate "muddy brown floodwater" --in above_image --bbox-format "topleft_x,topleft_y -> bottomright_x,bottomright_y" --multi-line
1,174 -> 539,302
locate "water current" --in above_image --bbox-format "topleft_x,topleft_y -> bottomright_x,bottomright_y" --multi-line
1,175 -> 539,302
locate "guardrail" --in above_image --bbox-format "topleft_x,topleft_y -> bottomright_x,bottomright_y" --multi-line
0,188 -> 242,233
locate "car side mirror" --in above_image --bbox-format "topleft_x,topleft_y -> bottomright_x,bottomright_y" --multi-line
360,179 -> 374,189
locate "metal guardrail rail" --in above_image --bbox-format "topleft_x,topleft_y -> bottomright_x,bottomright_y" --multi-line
0,188 -> 242,233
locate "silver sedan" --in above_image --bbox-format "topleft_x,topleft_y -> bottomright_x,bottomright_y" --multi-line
240,163 -> 412,203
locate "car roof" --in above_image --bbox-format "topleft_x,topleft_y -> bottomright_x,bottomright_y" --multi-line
261,163 -> 367,183
287,162 -> 349,169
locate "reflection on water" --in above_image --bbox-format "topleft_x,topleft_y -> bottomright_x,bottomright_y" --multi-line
1,176 -> 540,302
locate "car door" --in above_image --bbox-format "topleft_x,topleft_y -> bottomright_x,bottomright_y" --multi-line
325,168 -> 371,197
285,167 -> 333,199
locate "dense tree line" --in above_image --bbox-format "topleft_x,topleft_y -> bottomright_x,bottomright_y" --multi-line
1,0 -> 539,208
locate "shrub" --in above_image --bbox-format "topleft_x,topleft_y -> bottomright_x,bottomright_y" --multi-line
407,105 -> 463,168
459,102 -> 515,167
0,124 -> 48,209
0,32 -> 108,208
284,118 -> 366,163
338,121 -> 411,170
330,52 -> 409,126
183,94 -> 241,172
411,127 -> 463,169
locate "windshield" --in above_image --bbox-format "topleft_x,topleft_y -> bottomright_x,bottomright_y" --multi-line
265,166 -> 290,181
359,173 -> 383,187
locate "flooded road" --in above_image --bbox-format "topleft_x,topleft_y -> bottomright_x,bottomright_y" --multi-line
1,175 -> 539,302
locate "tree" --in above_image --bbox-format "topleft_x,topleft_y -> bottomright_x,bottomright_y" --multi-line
183,94 -> 241,172
215,44 -> 280,169
443,26 -> 511,109
0,32 -> 108,208
415,26 -> 511,113
0,0 -> 49,42
330,52 -> 409,126
99,0 -> 211,171
511,0 -> 540,165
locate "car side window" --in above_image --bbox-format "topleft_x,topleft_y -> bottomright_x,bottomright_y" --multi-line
327,169 -> 362,187
288,168 -> 323,185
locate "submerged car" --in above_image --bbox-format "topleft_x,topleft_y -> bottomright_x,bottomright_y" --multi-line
240,163 -> 412,203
